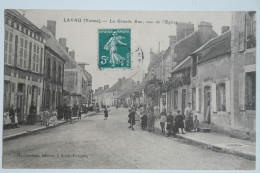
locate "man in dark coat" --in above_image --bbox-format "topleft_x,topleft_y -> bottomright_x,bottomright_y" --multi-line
128,109 -> 136,130
29,103 -> 37,125
175,110 -> 185,134
166,112 -> 174,137
140,111 -> 148,130
57,104 -> 63,120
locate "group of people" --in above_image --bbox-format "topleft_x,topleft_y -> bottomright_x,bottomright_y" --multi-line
3,105 -> 19,129
3,103 -> 83,130
128,102 -> 200,137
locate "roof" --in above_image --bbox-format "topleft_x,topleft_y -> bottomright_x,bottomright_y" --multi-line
116,89 -> 132,99
171,56 -> 191,74
193,30 -> 231,64
105,78 -> 135,93
174,29 -> 218,64
41,26 -> 70,62
5,9 -> 49,39
93,89 -> 106,96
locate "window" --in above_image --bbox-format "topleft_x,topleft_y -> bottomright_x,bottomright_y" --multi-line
4,30 -> 14,65
58,65 -> 62,84
18,37 -> 27,69
174,90 -> 178,109
217,83 -> 226,111
32,44 -> 40,72
47,58 -> 51,78
245,71 -> 256,110
246,12 -> 256,49
53,61 -> 56,81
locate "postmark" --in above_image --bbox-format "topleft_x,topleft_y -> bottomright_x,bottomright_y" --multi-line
98,29 -> 131,69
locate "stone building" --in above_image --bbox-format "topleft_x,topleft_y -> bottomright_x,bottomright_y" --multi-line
229,11 -> 256,140
41,20 -> 92,108
4,9 -> 49,121
104,77 -> 136,106
41,21 -> 67,110
190,28 -> 232,132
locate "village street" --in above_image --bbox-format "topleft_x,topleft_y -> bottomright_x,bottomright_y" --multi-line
2,108 -> 255,169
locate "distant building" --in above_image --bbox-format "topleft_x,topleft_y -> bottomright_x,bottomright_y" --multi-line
104,78 -> 136,106
4,9 -> 49,121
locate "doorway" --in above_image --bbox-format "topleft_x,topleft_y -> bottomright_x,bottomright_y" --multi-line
204,86 -> 211,123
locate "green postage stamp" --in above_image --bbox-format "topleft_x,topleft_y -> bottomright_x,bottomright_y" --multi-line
98,29 -> 131,69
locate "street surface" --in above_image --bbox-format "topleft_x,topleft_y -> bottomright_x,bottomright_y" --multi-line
2,108 -> 255,169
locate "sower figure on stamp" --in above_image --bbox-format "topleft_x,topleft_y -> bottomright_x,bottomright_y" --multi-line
104,31 -> 127,66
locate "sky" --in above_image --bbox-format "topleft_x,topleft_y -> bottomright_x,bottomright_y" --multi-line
20,10 -> 231,90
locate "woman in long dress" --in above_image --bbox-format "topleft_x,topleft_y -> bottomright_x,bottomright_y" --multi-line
47,109 -> 59,126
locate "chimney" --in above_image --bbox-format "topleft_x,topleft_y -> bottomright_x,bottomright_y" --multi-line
221,26 -> 230,34
175,22 -> 194,41
198,21 -> 214,46
169,35 -> 177,46
59,38 -> 67,49
69,50 -> 75,59
47,20 -> 56,37
137,81 -> 140,85
122,77 -> 126,81
118,78 -> 123,85
104,85 -> 109,90
66,47 -> 69,53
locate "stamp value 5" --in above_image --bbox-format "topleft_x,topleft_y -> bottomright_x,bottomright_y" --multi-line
98,29 -> 131,69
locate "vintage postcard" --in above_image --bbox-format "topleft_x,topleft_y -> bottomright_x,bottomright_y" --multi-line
2,9 -> 256,170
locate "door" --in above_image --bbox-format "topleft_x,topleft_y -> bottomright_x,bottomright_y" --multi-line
204,86 -> 211,122
17,83 -> 25,122
182,89 -> 186,115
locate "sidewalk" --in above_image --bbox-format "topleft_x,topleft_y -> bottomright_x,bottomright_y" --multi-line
3,111 -> 96,142
154,121 -> 256,161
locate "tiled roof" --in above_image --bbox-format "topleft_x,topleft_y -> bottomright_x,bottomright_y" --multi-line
41,26 -> 70,62
171,56 -> 191,74
5,9 -> 49,38
194,31 -> 231,64
105,78 -> 135,93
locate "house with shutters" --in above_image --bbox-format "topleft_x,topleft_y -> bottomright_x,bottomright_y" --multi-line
4,9 -> 49,122
190,27 -> 232,135
229,11 -> 256,141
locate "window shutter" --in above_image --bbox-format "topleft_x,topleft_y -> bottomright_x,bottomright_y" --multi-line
225,80 -> 231,113
239,13 -> 246,52
239,74 -> 245,110
211,83 -> 217,112
196,87 -> 200,112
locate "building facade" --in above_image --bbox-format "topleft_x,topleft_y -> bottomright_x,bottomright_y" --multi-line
4,9 -> 49,122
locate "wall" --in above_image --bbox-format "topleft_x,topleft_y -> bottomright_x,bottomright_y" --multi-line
191,54 -> 231,131
230,11 -> 256,141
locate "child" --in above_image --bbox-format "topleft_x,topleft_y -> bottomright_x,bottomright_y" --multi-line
193,115 -> 199,132
78,107 -> 82,120
104,108 -> 108,120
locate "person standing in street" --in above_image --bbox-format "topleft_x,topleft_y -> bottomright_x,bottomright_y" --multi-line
9,105 -> 15,128
29,102 -> 37,125
78,106 -> 82,120
160,112 -> 167,134
184,102 -> 193,132
104,107 -> 108,120
175,110 -> 185,134
148,110 -> 156,132
47,109 -> 59,126
128,108 -> 136,130
140,111 -> 148,130
166,111 -> 174,137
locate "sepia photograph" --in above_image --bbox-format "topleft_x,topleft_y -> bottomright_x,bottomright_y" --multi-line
1,7 -> 257,170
